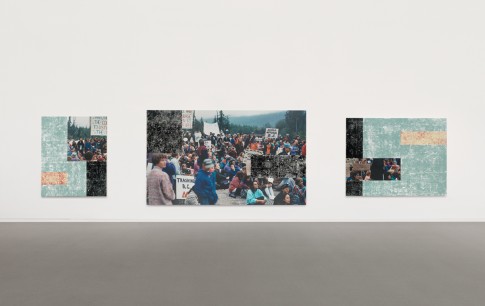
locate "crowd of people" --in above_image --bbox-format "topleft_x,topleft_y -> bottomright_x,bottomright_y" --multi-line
147,131 -> 307,205
182,131 -> 306,157
346,158 -> 401,181
67,137 -> 107,162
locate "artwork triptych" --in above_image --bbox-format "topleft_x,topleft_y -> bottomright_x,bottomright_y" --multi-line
40,114 -> 448,201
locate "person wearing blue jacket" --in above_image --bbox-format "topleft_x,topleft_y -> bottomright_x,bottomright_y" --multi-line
163,161 -> 177,190
246,180 -> 267,205
193,159 -> 218,205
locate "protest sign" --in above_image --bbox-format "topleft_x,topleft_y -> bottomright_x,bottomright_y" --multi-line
242,149 -> 263,176
175,175 -> 196,199
182,110 -> 193,129
90,116 -> 107,136
204,140 -> 211,148
194,132 -> 202,142
265,128 -> 278,139
203,122 -> 220,135
243,149 -> 264,157
243,157 -> 252,175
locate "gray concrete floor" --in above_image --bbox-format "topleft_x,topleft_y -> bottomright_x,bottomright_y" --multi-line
1,223 -> 485,306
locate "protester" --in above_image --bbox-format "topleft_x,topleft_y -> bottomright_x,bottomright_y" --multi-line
276,176 -> 296,191
149,127 -> 306,205
193,159 -> 218,205
274,184 -> 291,205
170,153 -> 181,175
292,178 -> 306,205
229,172 -> 248,198
214,163 -> 230,190
163,157 -> 177,188
196,140 -> 209,169
278,143 -> 292,156
180,163 -> 192,175
262,177 -> 275,200
67,137 -> 107,162
246,181 -> 266,205
147,153 -> 176,205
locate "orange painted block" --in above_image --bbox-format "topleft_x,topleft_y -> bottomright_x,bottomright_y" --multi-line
400,131 -> 447,145
41,172 -> 68,185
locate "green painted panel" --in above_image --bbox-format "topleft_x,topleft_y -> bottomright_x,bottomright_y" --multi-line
362,118 -> 447,196
41,117 -> 68,164
41,162 -> 87,197
41,116 -> 87,197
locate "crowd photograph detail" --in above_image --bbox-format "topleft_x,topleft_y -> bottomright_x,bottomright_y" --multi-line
67,116 -> 107,163
146,110 -> 306,205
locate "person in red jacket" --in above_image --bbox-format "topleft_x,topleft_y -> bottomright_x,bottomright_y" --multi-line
228,171 -> 248,198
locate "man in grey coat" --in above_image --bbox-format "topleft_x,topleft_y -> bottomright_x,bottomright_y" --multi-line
147,153 -> 176,205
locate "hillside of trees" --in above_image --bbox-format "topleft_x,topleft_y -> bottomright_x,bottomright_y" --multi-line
191,111 -> 306,138
67,117 -> 91,140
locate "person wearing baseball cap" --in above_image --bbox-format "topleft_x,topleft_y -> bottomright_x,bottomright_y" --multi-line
193,159 -> 218,205
278,143 -> 292,156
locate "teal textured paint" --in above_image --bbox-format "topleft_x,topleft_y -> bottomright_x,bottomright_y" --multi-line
41,162 -> 87,197
41,117 -> 87,197
362,118 -> 447,196
42,117 -> 68,164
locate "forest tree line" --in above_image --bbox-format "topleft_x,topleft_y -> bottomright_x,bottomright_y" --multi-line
191,111 -> 306,138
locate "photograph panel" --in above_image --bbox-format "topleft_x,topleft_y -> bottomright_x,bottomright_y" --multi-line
147,110 -> 307,205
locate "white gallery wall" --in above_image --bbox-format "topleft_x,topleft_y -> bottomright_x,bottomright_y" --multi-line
0,0 -> 484,221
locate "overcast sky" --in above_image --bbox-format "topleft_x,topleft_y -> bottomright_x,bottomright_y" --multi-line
193,110 -> 277,120
71,116 -> 90,128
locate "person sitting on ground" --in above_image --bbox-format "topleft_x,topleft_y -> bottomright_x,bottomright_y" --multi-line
228,171 -> 247,198
224,160 -> 237,180
228,147 -> 237,159
214,163 -> 230,190
262,177 -> 275,200
219,157 -> 227,170
276,175 -> 296,191
70,153 -> 79,161
291,177 -> 305,204
84,151 -> 93,162
180,163 -> 192,175
292,178 -> 306,204
274,184 -> 291,205
246,180 -> 266,205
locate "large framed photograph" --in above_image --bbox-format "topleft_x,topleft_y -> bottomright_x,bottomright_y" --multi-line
147,110 -> 306,205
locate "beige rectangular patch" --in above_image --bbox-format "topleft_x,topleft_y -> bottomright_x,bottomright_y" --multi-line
400,131 -> 447,145
41,172 -> 68,185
